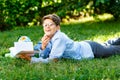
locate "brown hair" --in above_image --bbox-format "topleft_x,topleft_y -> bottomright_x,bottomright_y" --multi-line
42,14 -> 61,26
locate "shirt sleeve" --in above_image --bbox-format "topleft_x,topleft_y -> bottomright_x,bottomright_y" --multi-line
49,38 -> 66,59
31,37 -> 66,63
33,42 -> 51,58
31,57 -> 50,63
34,42 -> 42,51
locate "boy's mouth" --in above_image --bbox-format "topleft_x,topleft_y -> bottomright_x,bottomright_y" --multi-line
46,30 -> 51,32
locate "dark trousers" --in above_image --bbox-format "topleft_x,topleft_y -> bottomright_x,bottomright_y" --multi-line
85,41 -> 120,58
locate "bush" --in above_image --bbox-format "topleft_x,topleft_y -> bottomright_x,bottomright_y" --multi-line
93,0 -> 120,19
0,0 -> 42,31
0,0 -> 120,31
110,2 -> 120,19
0,0 -> 88,31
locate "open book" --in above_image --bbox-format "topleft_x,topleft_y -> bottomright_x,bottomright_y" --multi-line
9,42 -> 34,57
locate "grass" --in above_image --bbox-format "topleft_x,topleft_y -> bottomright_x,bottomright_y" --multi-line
0,15 -> 120,80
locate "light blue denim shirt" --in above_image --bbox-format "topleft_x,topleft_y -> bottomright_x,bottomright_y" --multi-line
34,42 -> 52,59
31,30 -> 94,63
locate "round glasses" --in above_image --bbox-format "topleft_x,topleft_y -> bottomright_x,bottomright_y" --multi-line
43,23 -> 56,27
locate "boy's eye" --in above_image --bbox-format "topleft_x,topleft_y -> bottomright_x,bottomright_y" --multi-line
43,23 -> 55,27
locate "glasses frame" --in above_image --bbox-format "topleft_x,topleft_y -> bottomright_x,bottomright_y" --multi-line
43,23 -> 56,28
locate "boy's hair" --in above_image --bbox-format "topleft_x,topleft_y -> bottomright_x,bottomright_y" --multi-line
42,14 -> 61,26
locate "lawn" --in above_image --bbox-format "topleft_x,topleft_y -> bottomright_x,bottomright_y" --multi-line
0,16 -> 120,80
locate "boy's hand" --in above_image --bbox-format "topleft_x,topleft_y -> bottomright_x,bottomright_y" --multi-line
41,35 -> 50,50
17,51 -> 34,61
18,53 -> 31,61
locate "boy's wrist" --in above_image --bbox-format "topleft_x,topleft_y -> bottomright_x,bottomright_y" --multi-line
41,46 -> 46,50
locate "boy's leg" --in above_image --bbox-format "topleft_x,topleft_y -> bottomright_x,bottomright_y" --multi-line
85,41 -> 120,58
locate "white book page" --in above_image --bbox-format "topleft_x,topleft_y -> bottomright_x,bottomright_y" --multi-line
14,42 -> 34,54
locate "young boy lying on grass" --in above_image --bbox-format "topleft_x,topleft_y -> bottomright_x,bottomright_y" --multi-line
18,14 -> 120,63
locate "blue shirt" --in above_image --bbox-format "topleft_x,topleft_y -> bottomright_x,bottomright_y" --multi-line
31,30 -> 94,63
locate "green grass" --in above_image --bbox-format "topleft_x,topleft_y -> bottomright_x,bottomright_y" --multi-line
0,19 -> 120,80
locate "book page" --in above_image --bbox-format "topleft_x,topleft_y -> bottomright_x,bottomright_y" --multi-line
14,42 -> 34,54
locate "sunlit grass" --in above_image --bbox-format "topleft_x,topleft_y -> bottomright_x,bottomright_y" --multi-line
62,13 -> 113,24
96,13 -> 113,21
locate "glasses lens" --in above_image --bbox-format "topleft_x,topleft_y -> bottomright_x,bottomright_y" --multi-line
43,23 -> 55,27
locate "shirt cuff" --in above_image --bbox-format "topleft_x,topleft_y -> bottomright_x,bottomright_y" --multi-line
31,57 -> 50,63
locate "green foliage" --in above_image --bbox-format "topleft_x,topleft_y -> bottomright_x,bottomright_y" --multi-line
94,0 -> 110,13
94,0 -> 120,19
0,0 -> 42,31
0,0 -> 120,31
109,2 -> 120,19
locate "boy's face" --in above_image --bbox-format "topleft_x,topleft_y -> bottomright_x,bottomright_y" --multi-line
43,19 -> 60,37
